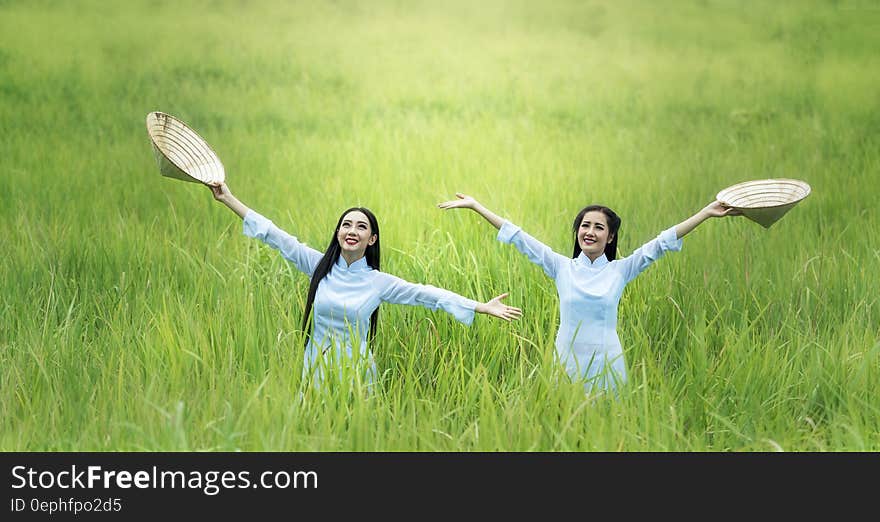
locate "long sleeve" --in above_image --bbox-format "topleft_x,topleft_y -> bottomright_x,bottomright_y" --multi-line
377,273 -> 479,326
243,210 -> 323,276
496,220 -> 566,280
617,226 -> 683,284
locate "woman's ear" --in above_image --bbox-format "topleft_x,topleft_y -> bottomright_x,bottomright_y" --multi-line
368,234 -> 377,246
608,233 -> 614,243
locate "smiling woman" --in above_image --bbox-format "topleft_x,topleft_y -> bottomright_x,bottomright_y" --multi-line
439,193 -> 742,395
208,183 -> 522,389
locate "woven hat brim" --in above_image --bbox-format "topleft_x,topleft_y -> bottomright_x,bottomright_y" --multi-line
146,112 -> 225,185
717,178 -> 811,228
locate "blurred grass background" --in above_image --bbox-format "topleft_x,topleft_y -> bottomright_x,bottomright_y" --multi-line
1,0 -> 878,450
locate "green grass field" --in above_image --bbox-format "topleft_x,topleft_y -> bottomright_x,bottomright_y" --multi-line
2,0 -> 878,451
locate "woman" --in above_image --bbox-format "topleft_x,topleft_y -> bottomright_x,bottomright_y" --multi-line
210,183 -> 522,387
438,193 -> 740,394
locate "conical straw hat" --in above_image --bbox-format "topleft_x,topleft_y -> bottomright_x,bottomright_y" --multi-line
146,111 -> 225,185
716,178 -> 811,228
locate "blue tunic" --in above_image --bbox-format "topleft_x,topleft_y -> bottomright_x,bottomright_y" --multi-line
497,221 -> 682,392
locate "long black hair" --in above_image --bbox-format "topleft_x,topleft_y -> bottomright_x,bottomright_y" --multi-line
571,205 -> 621,260
301,207 -> 381,347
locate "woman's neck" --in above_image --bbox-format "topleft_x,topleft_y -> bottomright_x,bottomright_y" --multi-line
340,251 -> 365,267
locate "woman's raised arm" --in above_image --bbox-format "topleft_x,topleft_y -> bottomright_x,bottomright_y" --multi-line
439,192 -> 566,280
210,182 -> 322,276
674,200 -> 741,239
438,193 -> 505,229
209,182 -> 250,219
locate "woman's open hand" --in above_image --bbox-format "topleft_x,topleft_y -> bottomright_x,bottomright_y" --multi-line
476,293 -> 523,322
438,193 -> 479,211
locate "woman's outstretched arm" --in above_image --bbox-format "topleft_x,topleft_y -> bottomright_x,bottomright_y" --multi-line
209,182 -> 250,219
439,192 -> 566,280
674,200 -> 741,239
438,193 -> 505,229
378,274 -> 522,325
209,182 -> 322,275
617,200 -> 742,283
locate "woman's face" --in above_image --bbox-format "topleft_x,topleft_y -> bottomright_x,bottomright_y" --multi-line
337,211 -> 376,259
577,210 -> 614,260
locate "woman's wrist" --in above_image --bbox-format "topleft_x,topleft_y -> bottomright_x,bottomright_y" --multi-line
697,206 -> 716,221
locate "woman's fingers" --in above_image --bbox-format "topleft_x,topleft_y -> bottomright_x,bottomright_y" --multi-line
502,306 -> 522,321
490,293 -> 522,321
438,193 -> 474,210
438,198 -> 465,209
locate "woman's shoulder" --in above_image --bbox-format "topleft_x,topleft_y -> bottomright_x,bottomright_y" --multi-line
366,268 -> 394,283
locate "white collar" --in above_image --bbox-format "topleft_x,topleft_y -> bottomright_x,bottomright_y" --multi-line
335,255 -> 370,272
577,252 -> 609,268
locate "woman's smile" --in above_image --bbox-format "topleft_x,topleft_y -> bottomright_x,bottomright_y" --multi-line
578,210 -> 612,259
337,210 -> 377,260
